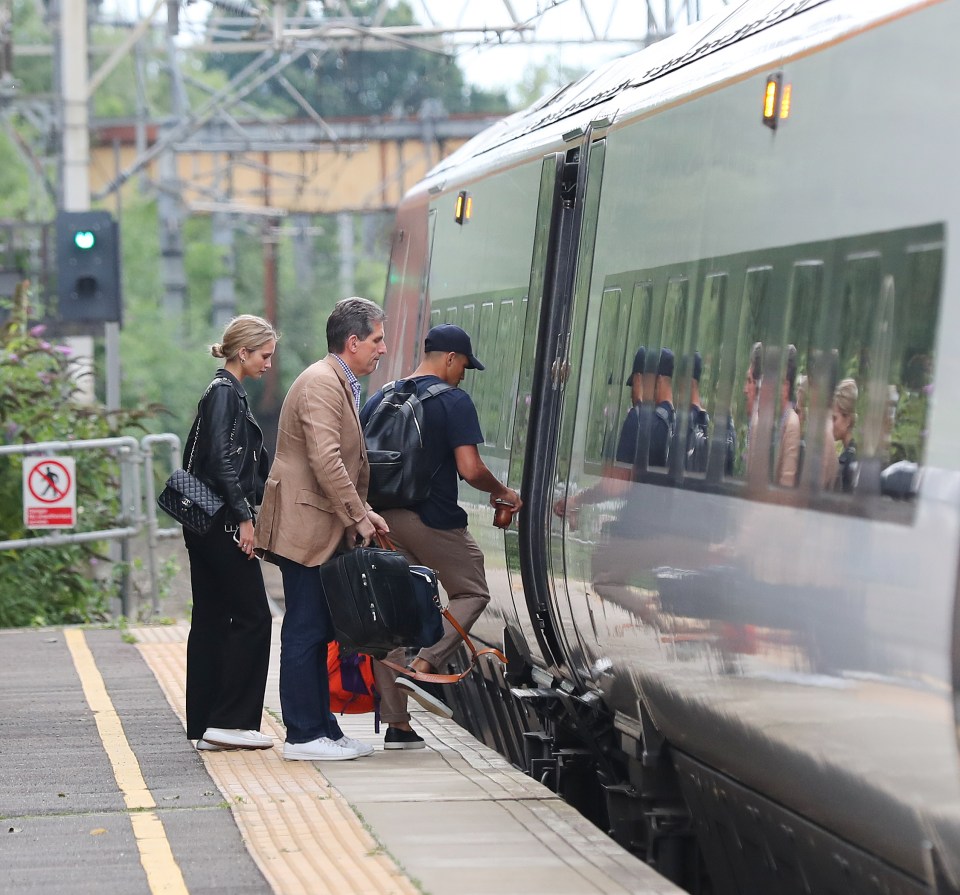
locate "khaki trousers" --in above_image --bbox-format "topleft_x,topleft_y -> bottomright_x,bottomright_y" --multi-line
372,508 -> 490,724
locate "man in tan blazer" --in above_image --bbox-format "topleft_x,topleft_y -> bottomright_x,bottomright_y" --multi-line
255,297 -> 389,762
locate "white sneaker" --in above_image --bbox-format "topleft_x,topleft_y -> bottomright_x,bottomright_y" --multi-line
334,735 -> 374,757
196,738 -> 234,752
202,728 -> 274,750
283,737 -> 361,761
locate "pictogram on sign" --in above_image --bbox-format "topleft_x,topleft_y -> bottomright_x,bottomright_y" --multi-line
23,456 -> 76,528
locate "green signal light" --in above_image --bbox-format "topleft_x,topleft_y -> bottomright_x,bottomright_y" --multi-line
73,230 -> 95,250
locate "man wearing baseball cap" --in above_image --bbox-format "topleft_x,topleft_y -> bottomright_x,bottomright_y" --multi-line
360,323 -> 521,750
424,322 -> 485,371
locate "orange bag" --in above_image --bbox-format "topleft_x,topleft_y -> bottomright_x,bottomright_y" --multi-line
327,642 -> 380,728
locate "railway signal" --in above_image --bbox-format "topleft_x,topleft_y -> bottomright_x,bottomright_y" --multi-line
55,210 -> 122,324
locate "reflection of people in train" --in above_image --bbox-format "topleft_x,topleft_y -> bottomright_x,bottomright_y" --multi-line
794,374 -> 808,482
743,342 -> 762,472
554,348 -> 646,528
613,347 -> 646,465
649,348 -> 676,468
824,378 -> 859,492
774,344 -> 801,487
686,352 -> 709,472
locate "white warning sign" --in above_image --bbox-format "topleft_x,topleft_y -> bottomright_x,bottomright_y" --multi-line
23,456 -> 77,528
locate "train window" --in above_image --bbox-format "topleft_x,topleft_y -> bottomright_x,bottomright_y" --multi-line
660,277 -> 689,354
492,298 -> 522,448
816,252 -> 882,494
461,303 -> 477,346
688,273 -> 728,478
624,280 -> 653,450
475,300 -> 501,441
626,281 -> 653,355
887,243 -> 941,478
593,223 -> 942,520
502,297 -> 528,448
732,266 -> 772,481
784,261 -> 825,488
652,277 -> 690,472
586,288 -> 628,465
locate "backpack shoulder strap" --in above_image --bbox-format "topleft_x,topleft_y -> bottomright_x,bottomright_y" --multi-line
422,382 -> 453,399
655,404 -> 675,430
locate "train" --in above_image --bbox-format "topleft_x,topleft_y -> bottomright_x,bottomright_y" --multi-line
370,1 -> 960,892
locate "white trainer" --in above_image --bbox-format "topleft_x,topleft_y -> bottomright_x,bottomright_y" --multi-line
283,737 -> 361,761
202,728 -> 274,750
334,735 -> 374,757
196,738 -> 234,752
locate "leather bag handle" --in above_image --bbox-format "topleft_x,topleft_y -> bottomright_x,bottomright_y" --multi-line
373,532 -> 507,683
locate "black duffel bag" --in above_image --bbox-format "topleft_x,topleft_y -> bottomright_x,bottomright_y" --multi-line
320,535 -> 444,659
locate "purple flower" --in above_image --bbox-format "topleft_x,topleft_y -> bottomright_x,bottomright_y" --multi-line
39,341 -> 51,350
29,324 -> 46,337
53,345 -> 73,356
37,371 -> 53,385
5,353 -> 19,364
923,383 -> 934,396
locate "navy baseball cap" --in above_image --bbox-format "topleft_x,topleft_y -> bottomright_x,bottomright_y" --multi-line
658,348 -> 675,378
692,351 -> 703,382
625,347 -> 646,387
424,324 -> 485,370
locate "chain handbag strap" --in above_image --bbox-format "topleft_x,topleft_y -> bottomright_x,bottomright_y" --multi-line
186,414 -> 201,473
187,379 -> 225,473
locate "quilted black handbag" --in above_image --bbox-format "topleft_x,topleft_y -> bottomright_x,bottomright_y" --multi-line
157,390 -> 225,535
157,468 -> 224,535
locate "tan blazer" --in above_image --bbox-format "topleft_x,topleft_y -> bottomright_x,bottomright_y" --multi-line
255,356 -> 370,567
775,406 -> 801,487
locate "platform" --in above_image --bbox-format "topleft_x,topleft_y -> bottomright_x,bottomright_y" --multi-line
0,619 -> 681,895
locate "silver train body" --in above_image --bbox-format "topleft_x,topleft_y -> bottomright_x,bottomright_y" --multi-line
374,1 -> 960,891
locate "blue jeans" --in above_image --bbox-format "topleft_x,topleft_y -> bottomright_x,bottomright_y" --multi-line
277,556 -> 344,744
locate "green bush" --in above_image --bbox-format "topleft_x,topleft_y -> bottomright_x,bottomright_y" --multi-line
0,284 -> 160,627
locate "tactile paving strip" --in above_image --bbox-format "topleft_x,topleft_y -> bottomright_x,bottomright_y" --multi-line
132,624 -> 418,895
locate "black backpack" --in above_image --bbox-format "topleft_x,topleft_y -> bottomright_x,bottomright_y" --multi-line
363,379 -> 452,509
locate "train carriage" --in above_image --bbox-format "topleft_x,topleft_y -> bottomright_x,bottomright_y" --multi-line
374,1 -> 960,892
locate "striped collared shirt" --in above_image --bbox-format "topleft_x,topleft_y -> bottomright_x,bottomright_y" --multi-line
332,354 -> 361,412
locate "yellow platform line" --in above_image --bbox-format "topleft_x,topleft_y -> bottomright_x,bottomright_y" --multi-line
133,625 -> 418,895
64,628 -> 189,895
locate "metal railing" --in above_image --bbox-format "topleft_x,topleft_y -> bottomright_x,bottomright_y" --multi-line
0,433 -> 182,615
141,433 -> 183,613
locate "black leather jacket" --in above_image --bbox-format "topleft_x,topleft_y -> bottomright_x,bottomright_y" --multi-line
183,369 -> 269,523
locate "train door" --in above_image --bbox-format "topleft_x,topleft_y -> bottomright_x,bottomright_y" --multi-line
512,133 -> 606,684
548,136 -> 607,681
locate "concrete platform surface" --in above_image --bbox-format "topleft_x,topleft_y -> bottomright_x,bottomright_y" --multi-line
1,621 -> 682,895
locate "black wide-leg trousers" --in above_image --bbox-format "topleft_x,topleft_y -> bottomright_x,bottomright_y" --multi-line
183,522 -> 272,740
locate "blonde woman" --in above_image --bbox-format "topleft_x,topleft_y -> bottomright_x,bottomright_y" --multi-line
825,378 -> 859,493
183,315 -> 279,752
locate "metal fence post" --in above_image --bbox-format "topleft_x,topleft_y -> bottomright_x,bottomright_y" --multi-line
140,433 -> 182,614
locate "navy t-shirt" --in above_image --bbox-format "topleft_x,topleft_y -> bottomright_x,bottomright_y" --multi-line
649,400 -> 675,467
613,401 -> 675,467
360,375 -> 484,530
613,404 -> 641,465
